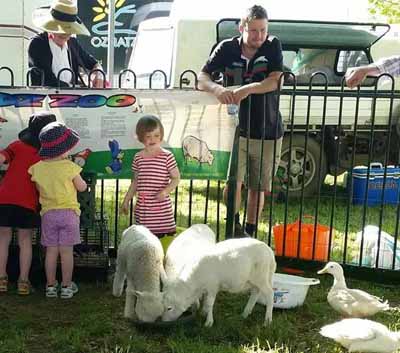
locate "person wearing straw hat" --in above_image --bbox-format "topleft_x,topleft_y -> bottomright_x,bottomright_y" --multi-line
28,0 -> 104,88
29,122 -> 87,299
0,111 -> 56,295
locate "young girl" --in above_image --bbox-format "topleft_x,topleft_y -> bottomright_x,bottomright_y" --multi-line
29,122 -> 87,299
0,111 -> 56,295
121,115 -> 180,237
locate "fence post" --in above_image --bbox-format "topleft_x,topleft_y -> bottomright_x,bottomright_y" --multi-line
225,126 -> 240,239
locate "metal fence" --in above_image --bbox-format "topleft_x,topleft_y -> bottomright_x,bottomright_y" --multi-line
2,66 -> 400,283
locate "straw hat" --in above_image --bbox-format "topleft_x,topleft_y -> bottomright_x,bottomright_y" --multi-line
39,122 -> 80,159
32,0 -> 90,36
18,111 -> 57,149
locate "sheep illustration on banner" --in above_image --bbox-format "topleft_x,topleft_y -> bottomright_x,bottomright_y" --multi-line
182,136 -> 214,166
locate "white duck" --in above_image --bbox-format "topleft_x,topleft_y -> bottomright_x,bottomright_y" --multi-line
320,318 -> 400,353
318,262 -> 389,317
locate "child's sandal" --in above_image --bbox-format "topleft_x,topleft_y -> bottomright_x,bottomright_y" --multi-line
17,280 -> 31,296
0,276 -> 8,293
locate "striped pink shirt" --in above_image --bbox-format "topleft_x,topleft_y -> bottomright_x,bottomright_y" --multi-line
132,149 -> 177,235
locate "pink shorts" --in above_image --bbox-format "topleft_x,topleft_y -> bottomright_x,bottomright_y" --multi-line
41,209 -> 81,247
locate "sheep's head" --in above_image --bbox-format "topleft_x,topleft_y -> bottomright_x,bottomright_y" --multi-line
161,281 -> 192,322
134,291 -> 164,322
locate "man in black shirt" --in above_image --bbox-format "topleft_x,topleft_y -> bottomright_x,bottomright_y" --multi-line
198,5 -> 283,237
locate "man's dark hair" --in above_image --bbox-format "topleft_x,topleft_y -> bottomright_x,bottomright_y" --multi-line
240,5 -> 268,26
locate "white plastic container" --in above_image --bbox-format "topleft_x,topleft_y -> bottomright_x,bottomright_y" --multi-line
272,273 -> 320,309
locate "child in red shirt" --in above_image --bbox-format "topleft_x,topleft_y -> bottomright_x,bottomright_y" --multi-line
0,111 -> 56,294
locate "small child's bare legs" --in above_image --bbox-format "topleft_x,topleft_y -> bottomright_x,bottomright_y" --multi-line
45,246 -> 74,286
0,227 -> 12,277
17,229 -> 33,282
59,246 -> 74,287
45,246 -> 59,286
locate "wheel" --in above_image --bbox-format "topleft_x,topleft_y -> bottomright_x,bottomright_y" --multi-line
277,134 -> 327,198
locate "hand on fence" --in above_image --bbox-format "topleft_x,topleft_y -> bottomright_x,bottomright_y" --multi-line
215,86 -> 235,104
345,67 -> 369,89
233,86 -> 250,103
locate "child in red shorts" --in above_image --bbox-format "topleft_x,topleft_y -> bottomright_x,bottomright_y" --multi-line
0,112 -> 56,295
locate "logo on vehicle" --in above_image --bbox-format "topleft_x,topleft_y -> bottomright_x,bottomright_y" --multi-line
91,0 -> 136,49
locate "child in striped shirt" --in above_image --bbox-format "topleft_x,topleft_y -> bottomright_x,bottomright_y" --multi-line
121,115 -> 180,237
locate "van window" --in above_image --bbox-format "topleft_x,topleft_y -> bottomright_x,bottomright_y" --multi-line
283,49 -> 342,85
337,50 -> 370,73
127,27 -> 174,88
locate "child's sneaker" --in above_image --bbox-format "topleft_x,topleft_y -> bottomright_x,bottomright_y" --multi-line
0,276 -> 8,293
45,282 -> 59,298
60,282 -> 78,299
17,280 -> 32,295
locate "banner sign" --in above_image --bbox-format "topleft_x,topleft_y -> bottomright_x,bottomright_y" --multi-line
0,88 -> 236,180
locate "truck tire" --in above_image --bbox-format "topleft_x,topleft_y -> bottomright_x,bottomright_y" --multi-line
278,134 -> 327,198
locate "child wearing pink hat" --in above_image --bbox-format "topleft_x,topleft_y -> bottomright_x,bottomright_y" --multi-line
29,122 -> 87,299
0,111 -> 56,295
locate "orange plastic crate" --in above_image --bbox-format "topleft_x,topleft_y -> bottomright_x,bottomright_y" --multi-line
273,220 -> 329,261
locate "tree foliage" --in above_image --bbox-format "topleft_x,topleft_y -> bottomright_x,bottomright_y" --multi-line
369,0 -> 400,23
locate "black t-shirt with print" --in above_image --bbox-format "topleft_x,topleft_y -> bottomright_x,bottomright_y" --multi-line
201,35 -> 284,140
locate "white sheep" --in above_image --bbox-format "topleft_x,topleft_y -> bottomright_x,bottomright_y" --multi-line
112,225 -> 166,322
164,223 -> 216,281
162,238 -> 276,327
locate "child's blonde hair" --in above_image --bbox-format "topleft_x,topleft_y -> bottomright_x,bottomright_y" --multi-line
136,115 -> 164,143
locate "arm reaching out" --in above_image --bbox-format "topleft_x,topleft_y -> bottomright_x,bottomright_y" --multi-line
121,177 -> 137,214
345,65 -> 380,89
73,174 -> 87,192
232,71 -> 283,103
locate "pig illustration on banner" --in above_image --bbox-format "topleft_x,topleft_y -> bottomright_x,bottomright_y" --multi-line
182,135 -> 214,166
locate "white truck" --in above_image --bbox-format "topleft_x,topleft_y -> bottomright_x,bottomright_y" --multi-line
126,17 -> 400,197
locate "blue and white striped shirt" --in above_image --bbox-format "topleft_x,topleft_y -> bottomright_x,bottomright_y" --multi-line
376,55 -> 400,77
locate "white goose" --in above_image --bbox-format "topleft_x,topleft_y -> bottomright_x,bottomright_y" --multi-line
318,262 -> 390,317
320,318 -> 400,353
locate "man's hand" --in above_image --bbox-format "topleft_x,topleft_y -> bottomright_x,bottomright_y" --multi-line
345,67 -> 371,89
214,86 -> 235,104
233,86 -> 251,104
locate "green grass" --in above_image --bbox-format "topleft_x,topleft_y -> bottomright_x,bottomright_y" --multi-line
3,178 -> 400,352
1,271 -> 399,353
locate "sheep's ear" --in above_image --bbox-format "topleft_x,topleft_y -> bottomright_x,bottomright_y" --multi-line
160,268 -> 168,286
134,290 -> 144,298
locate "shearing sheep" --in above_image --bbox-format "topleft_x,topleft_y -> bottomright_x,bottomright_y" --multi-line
112,225 -> 166,322
162,238 -> 276,327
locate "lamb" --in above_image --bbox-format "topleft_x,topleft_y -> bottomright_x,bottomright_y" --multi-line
162,238 -> 276,327
112,225 -> 166,322
164,223 -> 216,281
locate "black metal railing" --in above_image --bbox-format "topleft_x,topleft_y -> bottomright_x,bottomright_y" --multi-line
1,66 -> 399,283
